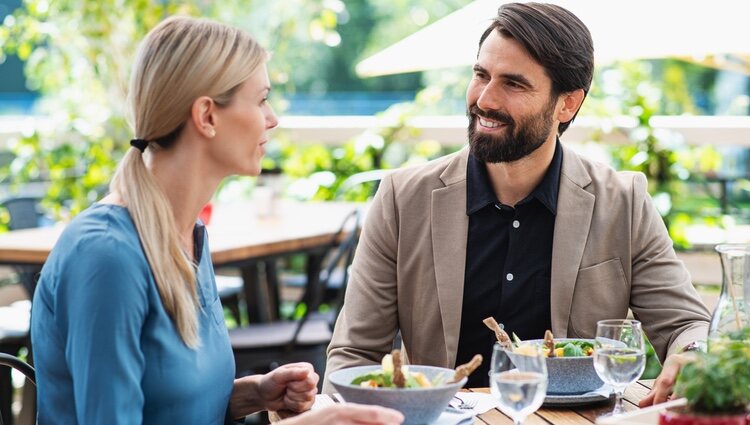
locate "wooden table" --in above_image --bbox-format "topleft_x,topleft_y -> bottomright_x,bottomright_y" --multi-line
271,381 -> 655,424
0,199 -> 362,322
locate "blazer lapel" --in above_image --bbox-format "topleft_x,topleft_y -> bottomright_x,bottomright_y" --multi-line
432,149 -> 469,367
551,147 -> 595,337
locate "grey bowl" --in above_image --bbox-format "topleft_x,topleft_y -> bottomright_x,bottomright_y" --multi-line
526,338 -> 603,395
328,365 -> 467,425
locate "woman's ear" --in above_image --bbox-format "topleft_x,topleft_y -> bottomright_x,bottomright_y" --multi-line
556,89 -> 585,124
191,96 -> 216,138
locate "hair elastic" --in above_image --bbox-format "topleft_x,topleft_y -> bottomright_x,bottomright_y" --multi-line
130,138 -> 148,153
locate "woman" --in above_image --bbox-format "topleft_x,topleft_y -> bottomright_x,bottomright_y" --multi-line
30,16 -> 402,425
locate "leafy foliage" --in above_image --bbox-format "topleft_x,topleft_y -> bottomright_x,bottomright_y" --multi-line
674,340 -> 750,414
0,0 -> 341,220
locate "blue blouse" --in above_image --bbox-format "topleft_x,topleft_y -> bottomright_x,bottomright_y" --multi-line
31,204 -> 236,424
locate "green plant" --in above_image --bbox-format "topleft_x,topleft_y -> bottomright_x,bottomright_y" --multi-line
674,339 -> 750,414
0,0 -> 342,222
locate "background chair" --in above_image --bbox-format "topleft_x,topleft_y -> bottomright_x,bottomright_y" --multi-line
0,352 -> 35,425
214,274 -> 244,325
335,169 -> 390,201
0,196 -> 47,298
0,284 -> 32,425
0,196 -> 46,425
229,209 -> 361,386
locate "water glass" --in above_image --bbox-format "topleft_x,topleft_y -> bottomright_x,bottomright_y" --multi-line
593,319 -> 646,416
490,343 -> 548,425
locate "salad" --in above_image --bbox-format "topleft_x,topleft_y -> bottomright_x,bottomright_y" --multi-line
483,317 -> 593,357
546,340 -> 593,357
350,354 -> 444,388
350,350 -> 483,388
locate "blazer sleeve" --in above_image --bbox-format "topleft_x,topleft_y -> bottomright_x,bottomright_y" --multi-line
57,236 -> 148,424
628,173 -> 710,360
323,173 -> 401,393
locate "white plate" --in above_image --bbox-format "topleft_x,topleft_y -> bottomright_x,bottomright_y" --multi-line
543,392 -> 611,407
596,398 -> 687,425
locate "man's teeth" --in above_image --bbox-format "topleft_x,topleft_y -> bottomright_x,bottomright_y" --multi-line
479,117 -> 500,128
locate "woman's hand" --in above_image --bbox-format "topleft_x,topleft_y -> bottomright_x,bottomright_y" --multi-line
279,404 -> 404,425
258,362 -> 320,412
639,352 -> 697,406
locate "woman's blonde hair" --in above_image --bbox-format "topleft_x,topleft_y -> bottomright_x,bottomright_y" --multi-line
110,16 -> 266,348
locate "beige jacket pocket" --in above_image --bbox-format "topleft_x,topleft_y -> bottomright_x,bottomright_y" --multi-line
568,258 -> 629,337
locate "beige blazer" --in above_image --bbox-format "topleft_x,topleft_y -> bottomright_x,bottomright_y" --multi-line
323,145 -> 710,392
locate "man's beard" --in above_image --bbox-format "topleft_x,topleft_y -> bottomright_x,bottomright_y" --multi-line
467,98 -> 557,163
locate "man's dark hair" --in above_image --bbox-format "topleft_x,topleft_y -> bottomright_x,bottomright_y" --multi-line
478,2 -> 594,135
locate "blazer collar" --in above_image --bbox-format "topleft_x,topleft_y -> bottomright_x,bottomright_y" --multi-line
550,145 -> 595,337
433,146 -> 469,367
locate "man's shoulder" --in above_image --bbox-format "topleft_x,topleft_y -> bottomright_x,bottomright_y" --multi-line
564,147 -> 646,192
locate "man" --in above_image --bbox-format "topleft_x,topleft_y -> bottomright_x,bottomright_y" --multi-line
324,2 -> 709,405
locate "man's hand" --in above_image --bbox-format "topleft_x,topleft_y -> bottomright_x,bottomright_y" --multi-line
639,353 -> 697,407
279,404 -> 404,425
259,362 -> 320,412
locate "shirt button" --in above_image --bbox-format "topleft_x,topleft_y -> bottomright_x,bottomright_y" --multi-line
512,220 -> 520,228
506,273 -> 514,282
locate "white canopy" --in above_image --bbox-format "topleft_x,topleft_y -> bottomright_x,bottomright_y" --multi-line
356,0 -> 750,77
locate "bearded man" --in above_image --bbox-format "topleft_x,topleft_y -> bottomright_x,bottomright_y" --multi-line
324,2 -> 709,405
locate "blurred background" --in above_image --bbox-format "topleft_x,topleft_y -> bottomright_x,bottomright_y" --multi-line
1,0 -> 749,252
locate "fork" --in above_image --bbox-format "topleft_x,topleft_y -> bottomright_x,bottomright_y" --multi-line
452,395 -> 478,410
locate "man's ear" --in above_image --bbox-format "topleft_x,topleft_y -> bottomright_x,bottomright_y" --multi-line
556,89 -> 585,124
191,96 -> 216,138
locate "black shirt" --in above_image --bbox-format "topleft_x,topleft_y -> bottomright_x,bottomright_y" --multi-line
456,140 -> 562,387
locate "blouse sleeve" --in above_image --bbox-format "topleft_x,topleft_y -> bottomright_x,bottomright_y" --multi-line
55,235 -> 150,424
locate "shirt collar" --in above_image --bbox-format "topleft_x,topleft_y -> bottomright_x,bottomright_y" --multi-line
466,138 -> 562,215
530,139 -> 562,215
466,152 -> 498,215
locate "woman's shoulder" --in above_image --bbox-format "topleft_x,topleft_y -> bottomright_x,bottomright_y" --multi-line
53,203 -> 147,270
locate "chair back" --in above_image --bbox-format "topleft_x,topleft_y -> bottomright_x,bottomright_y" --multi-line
0,354 -> 34,386
294,208 -> 361,328
0,197 -> 44,231
0,353 -> 35,425
335,169 -> 390,201
0,196 -> 45,298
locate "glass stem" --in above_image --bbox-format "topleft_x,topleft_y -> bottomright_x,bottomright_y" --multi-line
612,388 -> 624,415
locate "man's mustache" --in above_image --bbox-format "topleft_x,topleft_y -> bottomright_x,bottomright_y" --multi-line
468,105 -> 514,126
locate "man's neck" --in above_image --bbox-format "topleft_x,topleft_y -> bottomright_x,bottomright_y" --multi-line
485,138 -> 557,207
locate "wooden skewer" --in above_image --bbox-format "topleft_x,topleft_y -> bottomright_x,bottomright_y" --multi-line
483,316 -> 512,349
449,354 -> 483,384
544,330 -> 556,358
392,349 -> 405,388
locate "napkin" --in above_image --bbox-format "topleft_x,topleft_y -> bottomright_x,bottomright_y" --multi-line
432,392 -> 498,425
580,384 -> 613,398
449,391 -> 498,415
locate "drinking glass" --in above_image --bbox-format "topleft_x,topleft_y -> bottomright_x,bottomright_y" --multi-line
593,319 -> 646,416
490,343 -> 548,425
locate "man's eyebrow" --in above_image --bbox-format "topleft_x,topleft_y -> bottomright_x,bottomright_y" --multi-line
472,65 -> 533,88
502,73 -> 532,87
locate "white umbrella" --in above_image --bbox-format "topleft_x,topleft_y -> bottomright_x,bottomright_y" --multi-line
356,0 -> 750,77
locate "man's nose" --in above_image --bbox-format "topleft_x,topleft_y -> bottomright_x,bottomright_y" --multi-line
476,84 -> 503,112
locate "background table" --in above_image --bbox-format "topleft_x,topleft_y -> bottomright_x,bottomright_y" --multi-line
0,199 -> 362,322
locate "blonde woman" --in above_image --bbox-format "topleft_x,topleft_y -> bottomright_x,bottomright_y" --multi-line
30,16 -> 403,425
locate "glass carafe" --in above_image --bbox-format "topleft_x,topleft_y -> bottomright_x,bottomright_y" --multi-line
708,244 -> 750,351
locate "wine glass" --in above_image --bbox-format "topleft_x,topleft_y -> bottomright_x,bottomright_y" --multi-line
593,319 -> 646,416
489,343 -> 548,425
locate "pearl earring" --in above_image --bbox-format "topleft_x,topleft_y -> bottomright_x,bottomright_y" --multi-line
206,127 -> 215,137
